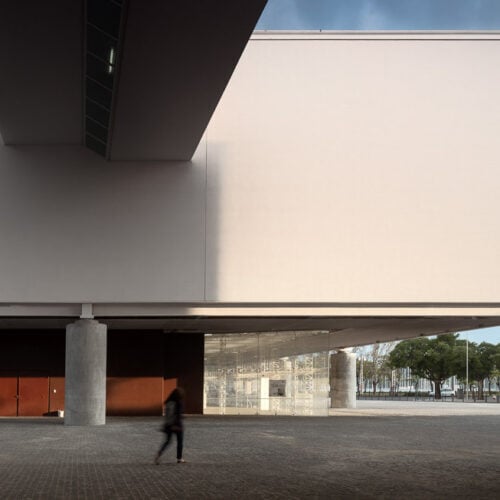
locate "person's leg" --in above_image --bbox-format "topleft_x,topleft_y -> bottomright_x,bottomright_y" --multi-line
175,430 -> 184,461
159,430 -> 172,455
155,430 -> 172,463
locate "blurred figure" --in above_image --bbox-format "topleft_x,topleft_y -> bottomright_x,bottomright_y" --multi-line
155,387 -> 186,464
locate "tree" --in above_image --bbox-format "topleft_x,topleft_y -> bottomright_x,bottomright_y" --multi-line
452,340 -> 479,397
453,341 -> 500,399
470,343 -> 499,398
389,334 -> 460,399
359,343 -> 394,394
491,346 -> 500,395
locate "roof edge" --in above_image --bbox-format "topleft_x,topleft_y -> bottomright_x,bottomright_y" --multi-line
251,30 -> 500,40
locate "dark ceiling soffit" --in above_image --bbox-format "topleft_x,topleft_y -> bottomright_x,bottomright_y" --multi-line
108,0 -> 268,161
0,1 -> 83,145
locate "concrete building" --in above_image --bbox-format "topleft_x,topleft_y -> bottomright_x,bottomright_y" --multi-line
1,1 -> 500,422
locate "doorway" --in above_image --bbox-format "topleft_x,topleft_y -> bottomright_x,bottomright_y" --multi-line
0,375 -> 49,416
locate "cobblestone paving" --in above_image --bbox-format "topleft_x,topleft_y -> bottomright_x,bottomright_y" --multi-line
1,407 -> 499,499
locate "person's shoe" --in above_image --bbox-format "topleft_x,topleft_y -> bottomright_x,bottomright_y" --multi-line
177,459 -> 186,464
154,454 -> 161,465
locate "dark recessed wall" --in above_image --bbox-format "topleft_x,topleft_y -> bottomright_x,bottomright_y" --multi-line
0,330 -> 65,376
163,333 -> 204,414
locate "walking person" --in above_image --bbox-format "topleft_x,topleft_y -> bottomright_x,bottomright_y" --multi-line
155,387 -> 186,464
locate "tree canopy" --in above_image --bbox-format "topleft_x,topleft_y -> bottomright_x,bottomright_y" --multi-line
388,334 -> 500,399
388,334 -> 460,398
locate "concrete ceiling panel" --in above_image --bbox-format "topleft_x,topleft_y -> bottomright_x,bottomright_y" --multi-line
109,0 -> 267,160
0,1 -> 83,144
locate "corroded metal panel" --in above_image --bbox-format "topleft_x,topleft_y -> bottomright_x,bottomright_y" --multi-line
18,376 -> 49,416
0,377 -> 17,416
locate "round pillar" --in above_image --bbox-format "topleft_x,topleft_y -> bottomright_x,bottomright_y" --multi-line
330,349 -> 356,409
65,319 -> 107,425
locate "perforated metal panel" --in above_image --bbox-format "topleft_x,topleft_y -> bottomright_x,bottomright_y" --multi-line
204,332 -> 332,416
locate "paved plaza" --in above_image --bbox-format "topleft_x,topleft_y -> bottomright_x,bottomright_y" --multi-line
1,401 -> 499,499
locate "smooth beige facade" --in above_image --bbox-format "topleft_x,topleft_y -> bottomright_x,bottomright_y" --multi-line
207,32 -> 500,303
1,32 -> 500,342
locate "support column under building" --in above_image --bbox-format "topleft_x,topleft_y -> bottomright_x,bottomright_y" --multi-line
330,349 -> 356,409
65,319 -> 107,425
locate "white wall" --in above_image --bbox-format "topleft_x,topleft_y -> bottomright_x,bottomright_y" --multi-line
205,33 -> 500,302
0,33 -> 499,304
0,146 -> 206,302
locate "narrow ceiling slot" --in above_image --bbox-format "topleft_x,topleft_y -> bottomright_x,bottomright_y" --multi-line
84,0 -> 125,157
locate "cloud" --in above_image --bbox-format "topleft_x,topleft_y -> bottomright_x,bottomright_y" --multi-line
256,0 -> 500,30
256,0 -> 304,29
358,1 -> 391,30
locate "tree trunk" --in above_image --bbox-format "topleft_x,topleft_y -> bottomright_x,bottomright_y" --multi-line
434,380 -> 442,399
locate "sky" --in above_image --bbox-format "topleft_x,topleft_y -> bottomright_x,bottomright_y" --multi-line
256,0 -> 500,31
257,0 -> 500,345
459,327 -> 500,345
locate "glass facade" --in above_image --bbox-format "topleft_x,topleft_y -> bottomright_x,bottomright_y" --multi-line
204,332 -> 333,416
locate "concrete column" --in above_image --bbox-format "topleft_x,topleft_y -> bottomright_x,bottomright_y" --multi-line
330,349 -> 356,409
65,319 -> 107,425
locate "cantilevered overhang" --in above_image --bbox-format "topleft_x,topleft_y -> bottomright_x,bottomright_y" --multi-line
109,0 -> 268,160
0,0 -> 267,160
1,303 -> 499,349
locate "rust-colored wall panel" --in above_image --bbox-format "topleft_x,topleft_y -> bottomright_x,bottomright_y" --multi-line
108,331 -> 204,414
162,377 -> 178,408
0,330 -> 64,416
18,376 -> 49,416
107,377 -> 163,416
0,329 -> 205,416
0,377 -> 18,416
49,377 -> 65,413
